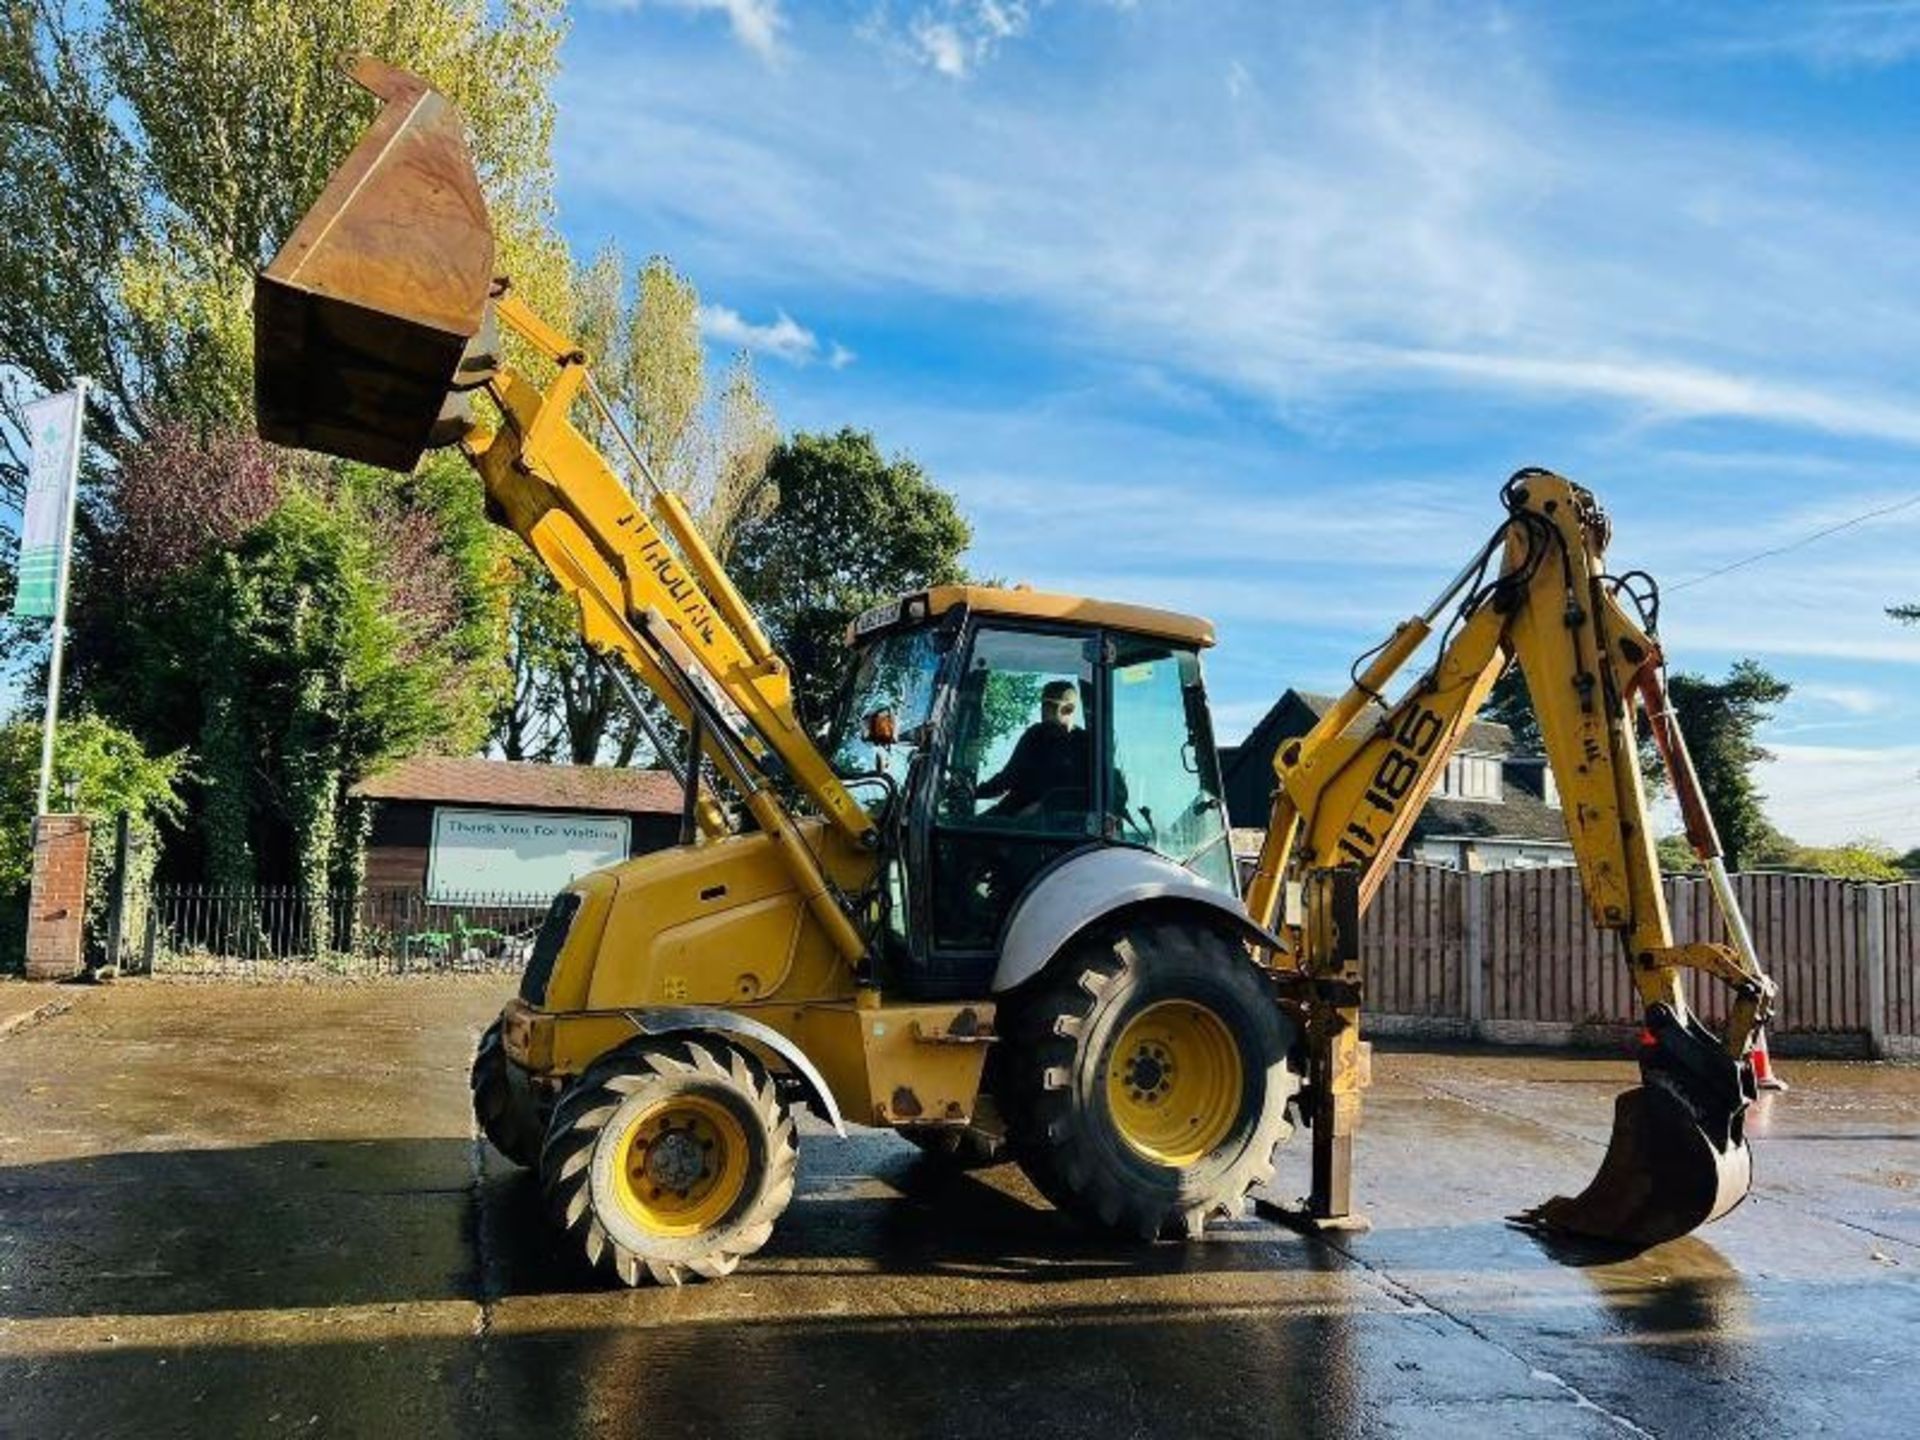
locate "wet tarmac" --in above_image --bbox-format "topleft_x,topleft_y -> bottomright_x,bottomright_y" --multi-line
0,978 -> 1913,1438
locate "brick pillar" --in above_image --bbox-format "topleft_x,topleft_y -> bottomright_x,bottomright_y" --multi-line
24,815 -> 90,980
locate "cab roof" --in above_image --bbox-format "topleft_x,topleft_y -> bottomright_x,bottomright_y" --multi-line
921,584 -> 1215,648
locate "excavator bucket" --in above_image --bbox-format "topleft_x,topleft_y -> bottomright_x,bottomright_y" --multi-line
1515,1008 -> 1755,1249
254,57 -> 494,471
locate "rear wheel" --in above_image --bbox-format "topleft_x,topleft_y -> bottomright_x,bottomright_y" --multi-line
471,1019 -> 546,1169
540,1036 -> 796,1287
998,918 -> 1299,1239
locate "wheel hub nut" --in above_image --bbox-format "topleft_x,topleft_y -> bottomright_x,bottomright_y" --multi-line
1127,1045 -> 1174,1099
646,1129 -> 706,1190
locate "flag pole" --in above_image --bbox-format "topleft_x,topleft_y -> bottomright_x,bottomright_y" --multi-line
33,377 -> 87,817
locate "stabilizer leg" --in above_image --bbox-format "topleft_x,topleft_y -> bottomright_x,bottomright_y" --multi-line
1256,992 -> 1373,1234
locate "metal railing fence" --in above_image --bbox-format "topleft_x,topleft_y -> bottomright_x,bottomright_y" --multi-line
141,884 -> 551,975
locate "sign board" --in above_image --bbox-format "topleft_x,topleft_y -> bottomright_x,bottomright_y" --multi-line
14,388 -> 84,618
426,807 -> 631,901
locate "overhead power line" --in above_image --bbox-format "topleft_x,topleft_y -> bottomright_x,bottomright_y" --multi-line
1666,492 -> 1920,593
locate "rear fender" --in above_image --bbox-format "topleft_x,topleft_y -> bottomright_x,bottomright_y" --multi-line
992,846 -> 1281,993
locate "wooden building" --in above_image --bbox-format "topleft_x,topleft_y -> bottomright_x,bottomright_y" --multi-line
352,757 -> 686,898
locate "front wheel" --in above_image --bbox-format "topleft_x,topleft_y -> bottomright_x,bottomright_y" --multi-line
540,1036 -> 797,1287
997,918 -> 1300,1240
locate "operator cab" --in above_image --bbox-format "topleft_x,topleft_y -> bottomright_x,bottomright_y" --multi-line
828,585 -> 1236,998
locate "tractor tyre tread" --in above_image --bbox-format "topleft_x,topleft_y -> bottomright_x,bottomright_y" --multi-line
471,1019 -> 546,1169
999,919 -> 1299,1241
539,1036 -> 796,1288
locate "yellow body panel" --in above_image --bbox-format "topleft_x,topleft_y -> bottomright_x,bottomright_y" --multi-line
502,814 -> 997,1126
786,1001 -> 995,1128
505,996 -> 994,1129
536,822 -> 878,1017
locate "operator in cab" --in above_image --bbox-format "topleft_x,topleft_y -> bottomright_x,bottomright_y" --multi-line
976,680 -> 1091,819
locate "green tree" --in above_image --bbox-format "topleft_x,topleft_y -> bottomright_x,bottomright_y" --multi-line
2,0 -> 566,895
77,433 -> 497,914
490,250 -> 781,765
193,481 -> 491,903
730,428 -> 972,724
0,714 -> 185,970
0,0 -> 569,501
1774,838 -> 1905,883
1482,666 -> 1542,753
1654,833 -> 1701,874
1657,660 -> 1790,871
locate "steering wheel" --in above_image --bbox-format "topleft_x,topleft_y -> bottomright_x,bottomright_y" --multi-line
942,769 -> 978,817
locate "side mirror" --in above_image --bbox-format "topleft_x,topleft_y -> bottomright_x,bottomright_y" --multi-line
864,708 -> 898,746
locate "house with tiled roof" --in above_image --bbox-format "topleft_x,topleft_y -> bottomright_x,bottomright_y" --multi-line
1221,690 -> 1574,872
350,756 -> 686,898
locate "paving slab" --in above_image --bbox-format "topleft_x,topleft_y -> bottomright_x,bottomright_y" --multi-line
0,980 -> 1913,1439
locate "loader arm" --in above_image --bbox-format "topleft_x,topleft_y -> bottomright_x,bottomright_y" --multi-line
1245,469 -> 1774,1247
254,57 -> 873,966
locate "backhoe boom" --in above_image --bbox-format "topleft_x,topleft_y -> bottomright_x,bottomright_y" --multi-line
1249,470 -> 1774,1247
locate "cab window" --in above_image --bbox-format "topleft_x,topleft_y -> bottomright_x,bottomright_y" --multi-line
940,628 -> 1098,836
1107,636 -> 1235,892
927,627 -> 1099,957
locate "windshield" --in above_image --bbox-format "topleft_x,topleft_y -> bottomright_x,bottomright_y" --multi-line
829,625 -> 946,779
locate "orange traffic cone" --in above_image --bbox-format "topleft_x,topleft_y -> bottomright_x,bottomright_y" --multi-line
1751,1027 -> 1788,1092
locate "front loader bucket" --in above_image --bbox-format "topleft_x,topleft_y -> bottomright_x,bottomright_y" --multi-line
254,56 -> 494,471
1515,1009 -> 1754,1250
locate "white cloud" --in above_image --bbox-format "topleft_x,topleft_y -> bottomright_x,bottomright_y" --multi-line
698,303 -> 853,367
1795,683 -> 1888,716
1377,348 -> 1920,448
911,18 -> 971,76
898,0 -> 1036,77
614,0 -> 784,60
1757,743 -> 1920,847
1702,1 -> 1920,70
560,7 -> 1920,443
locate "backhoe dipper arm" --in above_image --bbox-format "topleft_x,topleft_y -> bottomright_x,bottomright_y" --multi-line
1246,470 -> 1773,1245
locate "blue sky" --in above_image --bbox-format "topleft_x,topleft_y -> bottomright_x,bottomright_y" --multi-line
548,0 -> 1920,847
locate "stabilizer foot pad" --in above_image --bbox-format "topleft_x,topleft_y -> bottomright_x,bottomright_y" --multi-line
1251,1190 -> 1373,1235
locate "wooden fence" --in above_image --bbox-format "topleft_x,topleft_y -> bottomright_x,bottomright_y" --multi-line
1361,862 -> 1918,1057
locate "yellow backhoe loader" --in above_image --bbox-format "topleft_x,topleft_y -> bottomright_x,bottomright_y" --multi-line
254,59 -> 1775,1285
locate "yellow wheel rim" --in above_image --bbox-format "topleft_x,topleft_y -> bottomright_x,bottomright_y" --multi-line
1105,999 -> 1243,1167
612,1095 -> 752,1237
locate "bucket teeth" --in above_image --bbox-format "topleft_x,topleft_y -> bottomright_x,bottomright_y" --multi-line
1514,1076 -> 1752,1251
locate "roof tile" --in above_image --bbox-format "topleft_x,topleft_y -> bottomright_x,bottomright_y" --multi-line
351,756 -> 684,814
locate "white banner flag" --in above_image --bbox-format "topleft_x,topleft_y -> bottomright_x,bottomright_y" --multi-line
14,388 -> 85,618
